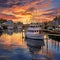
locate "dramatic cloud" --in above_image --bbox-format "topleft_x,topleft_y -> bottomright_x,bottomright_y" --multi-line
0,13 -> 18,20
0,0 -> 60,24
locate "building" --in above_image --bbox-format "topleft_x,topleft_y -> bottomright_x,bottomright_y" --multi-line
5,20 -> 14,29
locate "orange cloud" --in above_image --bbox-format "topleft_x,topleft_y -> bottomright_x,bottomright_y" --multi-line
0,0 -> 60,24
0,13 -> 20,22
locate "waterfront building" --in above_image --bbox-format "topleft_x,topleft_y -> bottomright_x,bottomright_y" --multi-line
5,20 -> 14,29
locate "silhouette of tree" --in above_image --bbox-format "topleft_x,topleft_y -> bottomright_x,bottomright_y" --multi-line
0,18 -> 7,23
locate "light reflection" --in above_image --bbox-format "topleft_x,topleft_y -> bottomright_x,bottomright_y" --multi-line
0,31 -> 60,60
25,37 -> 55,60
0,30 -> 27,49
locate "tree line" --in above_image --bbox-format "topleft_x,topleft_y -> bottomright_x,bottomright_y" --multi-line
0,18 -> 7,23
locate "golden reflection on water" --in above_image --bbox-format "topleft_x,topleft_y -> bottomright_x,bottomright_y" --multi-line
0,31 -> 60,60
0,32 -> 27,48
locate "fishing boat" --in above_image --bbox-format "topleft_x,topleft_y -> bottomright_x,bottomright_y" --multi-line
25,22 -> 44,40
25,8 -> 44,40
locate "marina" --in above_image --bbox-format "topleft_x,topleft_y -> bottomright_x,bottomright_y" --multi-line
0,0 -> 60,60
0,30 -> 60,60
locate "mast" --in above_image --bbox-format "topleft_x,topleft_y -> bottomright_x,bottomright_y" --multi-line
31,7 -> 38,22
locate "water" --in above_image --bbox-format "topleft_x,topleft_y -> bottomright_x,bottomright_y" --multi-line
0,30 -> 60,60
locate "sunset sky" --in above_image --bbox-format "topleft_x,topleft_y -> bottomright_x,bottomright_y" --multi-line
0,0 -> 60,24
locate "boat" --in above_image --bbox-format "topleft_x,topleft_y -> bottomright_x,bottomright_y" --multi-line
25,22 -> 44,40
25,38 -> 44,48
25,37 -> 45,60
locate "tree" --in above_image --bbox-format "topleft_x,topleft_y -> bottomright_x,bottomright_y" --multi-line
58,16 -> 60,20
53,16 -> 60,21
0,18 -> 7,23
54,16 -> 57,21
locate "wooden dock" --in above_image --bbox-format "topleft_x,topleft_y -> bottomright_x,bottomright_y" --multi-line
47,33 -> 60,36
43,29 -> 60,34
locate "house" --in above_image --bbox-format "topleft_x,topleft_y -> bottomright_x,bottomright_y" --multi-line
5,20 -> 14,29
52,19 -> 60,31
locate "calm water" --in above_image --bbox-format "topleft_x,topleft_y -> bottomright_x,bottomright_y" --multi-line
0,30 -> 60,60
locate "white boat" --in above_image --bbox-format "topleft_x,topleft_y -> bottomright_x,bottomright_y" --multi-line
25,22 -> 44,40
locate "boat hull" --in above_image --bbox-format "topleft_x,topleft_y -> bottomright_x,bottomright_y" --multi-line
25,34 -> 44,40
25,38 -> 44,46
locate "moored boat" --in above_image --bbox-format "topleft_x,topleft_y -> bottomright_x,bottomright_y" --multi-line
25,22 -> 44,40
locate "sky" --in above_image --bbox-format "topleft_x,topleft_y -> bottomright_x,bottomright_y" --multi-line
0,0 -> 60,24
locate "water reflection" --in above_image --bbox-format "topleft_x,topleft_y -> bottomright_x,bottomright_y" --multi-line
25,38 -> 44,52
25,38 -> 45,60
25,37 -> 57,60
0,30 -> 60,60
0,30 -> 27,48
6,30 -> 14,35
0,30 -> 32,60
0,30 -> 2,36
44,35 -> 60,60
